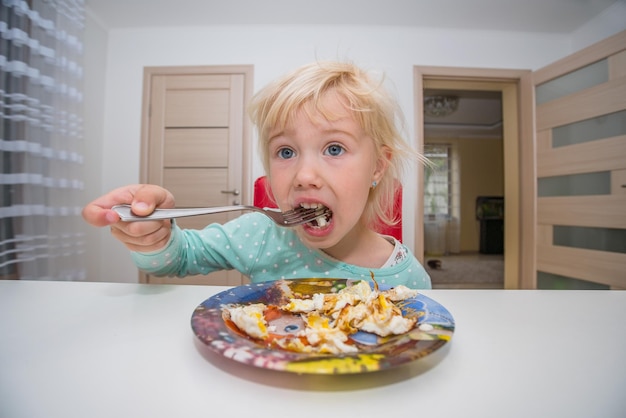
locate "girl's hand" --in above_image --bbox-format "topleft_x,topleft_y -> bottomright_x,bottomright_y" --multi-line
82,184 -> 176,252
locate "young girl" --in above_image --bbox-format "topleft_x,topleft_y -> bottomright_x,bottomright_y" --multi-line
82,61 -> 431,289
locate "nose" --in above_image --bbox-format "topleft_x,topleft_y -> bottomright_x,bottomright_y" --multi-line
293,158 -> 322,189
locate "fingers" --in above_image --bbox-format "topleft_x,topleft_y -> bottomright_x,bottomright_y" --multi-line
130,185 -> 175,216
110,219 -> 173,253
82,184 -> 176,253
82,184 -> 175,227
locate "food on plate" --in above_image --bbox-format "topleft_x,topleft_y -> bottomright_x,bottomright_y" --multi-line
222,303 -> 269,339
221,279 -> 419,354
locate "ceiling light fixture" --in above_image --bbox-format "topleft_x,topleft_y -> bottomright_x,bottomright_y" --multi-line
424,95 -> 459,117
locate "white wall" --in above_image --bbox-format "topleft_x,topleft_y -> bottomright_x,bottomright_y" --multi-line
83,12 -> 626,282
571,2 -> 626,51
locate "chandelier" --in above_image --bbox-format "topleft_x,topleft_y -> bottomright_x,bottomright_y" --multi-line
424,95 -> 459,117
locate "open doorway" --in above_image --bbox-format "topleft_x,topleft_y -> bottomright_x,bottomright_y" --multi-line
413,66 -> 534,289
422,89 -> 505,288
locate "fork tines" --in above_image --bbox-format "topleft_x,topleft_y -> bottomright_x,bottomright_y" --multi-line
282,207 -> 330,224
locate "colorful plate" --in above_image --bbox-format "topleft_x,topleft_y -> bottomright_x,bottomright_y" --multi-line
191,278 -> 455,374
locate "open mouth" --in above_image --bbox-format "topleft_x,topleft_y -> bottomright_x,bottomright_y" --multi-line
299,203 -> 332,228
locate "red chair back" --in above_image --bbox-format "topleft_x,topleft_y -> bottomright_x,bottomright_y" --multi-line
253,176 -> 277,208
375,185 -> 403,242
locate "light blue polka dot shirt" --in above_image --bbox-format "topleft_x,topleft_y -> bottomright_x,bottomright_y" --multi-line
131,212 -> 431,289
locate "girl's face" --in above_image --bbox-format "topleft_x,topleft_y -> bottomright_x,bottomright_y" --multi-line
267,93 -> 386,251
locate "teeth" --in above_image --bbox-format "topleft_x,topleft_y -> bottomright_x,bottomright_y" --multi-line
300,202 -> 324,210
297,203 -> 331,228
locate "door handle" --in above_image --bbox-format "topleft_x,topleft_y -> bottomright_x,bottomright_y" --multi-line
221,189 -> 240,196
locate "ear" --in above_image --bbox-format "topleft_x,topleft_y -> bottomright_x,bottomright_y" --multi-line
372,145 -> 391,183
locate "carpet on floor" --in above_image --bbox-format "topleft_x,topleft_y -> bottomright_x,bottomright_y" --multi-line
425,255 -> 504,286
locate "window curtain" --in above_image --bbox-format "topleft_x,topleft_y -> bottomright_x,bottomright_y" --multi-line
424,143 -> 461,255
0,0 -> 85,280
424,144 -> 460,218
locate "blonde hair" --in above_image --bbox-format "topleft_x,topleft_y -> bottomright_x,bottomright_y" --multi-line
248,61 -> 422,228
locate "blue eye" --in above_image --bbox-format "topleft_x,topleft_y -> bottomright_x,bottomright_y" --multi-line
278,148 -> 295,159
325,144 -> 344,156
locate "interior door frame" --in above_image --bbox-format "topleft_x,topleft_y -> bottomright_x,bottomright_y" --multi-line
414,66 -> 535,289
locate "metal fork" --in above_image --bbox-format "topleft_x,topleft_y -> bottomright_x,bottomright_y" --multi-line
111,204 -> 330,227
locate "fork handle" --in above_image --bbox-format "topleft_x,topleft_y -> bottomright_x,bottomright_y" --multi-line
112,204 -> 255,221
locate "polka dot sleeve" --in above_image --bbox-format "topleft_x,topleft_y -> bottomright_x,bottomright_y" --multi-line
131,213 -> 276,277
130,212 -> 431,289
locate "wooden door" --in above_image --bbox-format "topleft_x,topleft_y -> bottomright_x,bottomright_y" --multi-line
140,65 -> 253,286
533,30 -> 626,289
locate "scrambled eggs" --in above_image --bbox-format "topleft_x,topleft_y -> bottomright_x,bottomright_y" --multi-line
222,280 -> 419,354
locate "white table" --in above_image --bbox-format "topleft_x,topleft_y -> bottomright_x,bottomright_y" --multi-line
1,280 -> 625,418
